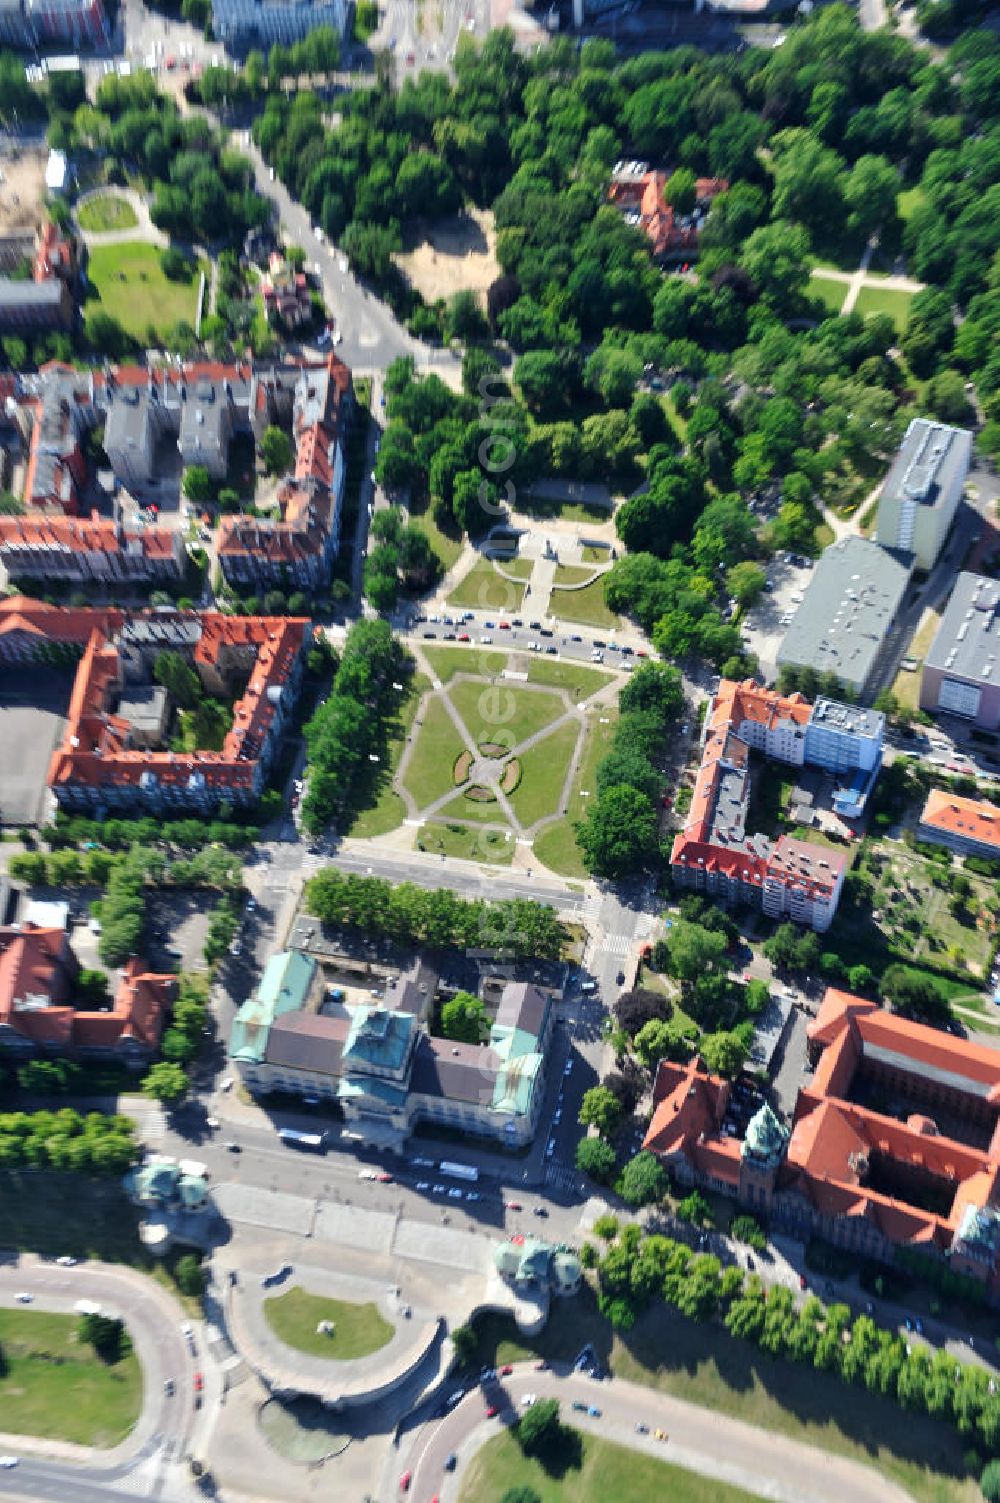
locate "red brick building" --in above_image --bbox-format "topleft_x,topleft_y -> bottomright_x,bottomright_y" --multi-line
643,988 -> 1000,1299
0,924 -> 174,1065
608,163 -> 727,261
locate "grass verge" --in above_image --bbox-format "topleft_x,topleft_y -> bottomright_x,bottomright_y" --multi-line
348,672 -> 430,838
447,557 -> 532,612
0,1307 -> 142,1447
263,1288 -> 393,1360
421,645 -> 509,682
548,577 -> 620,631
417,820 -> 515,863
460,1426 -> 767,1503
526,659 -> 614,701
462,1293 -> 979,1503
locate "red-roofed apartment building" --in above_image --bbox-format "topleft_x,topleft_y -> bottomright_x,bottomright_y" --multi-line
670,679 -> 861,931
0,596 -> 310,814
0,353 -> 352,591
607,162 -> 727,262
643,987 -> 1000,1300
918,788 -> 1000,861
0,924 -> 174,1065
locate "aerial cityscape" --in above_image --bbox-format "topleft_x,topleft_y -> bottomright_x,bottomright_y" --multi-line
0,2 -> 1000,1502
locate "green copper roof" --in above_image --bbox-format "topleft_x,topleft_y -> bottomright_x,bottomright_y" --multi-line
337,1074 -> 409,1107
343,1006 -> 413,1073
741,1102 -> 789,1167
492,1236 -> 582,1291
126,1159 -> 208,1209
492,1050 -> 542,1116
230,951 -> 316,1064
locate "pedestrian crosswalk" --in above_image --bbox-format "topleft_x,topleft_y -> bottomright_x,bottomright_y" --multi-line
581,891 -> 602,924
545,1161 -> 580,1194
125,1103 -> 168,1146
601,933 -> 632,957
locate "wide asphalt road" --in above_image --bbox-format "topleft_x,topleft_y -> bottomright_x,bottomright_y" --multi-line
0,1260 -> 195,1498
400,1363 -> 913,1503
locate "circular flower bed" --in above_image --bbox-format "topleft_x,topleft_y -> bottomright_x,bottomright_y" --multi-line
479,742 -> 510,757
465,785 -> 496,802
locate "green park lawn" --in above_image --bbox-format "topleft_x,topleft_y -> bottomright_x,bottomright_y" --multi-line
263,1288 -> 393,1361
463,1294 -> 978,1503
852,283 -> 914,332
526,658 -> 613,701
85,241 -> 205,341
348,673 -> 430,839
407,501 -> 463,572
448,678 -> 566,750
809,272 -> 848,316
508,720 -> 580,828
447,556 -> 532,612
417,820 -> 515,864
533,705 -> 617,878
549,576 -> 620,630
437,790 -> 511,824
582,544 -> 611,563
0,1308 -> 142,1447
459,1427 -> 766,1503
401,695 -> 466,808
77,193 -> 139,233
553,563 -> 602,588
422,645 -> 509,683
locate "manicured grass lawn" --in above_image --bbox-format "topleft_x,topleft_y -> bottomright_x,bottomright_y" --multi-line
447,557 -> 532,612
401,695 -> 466,807
464,1293 -> 978,1503
553,563 -> 602,587
77,193 -> 139,232
534,705 -> 617,878
459,1427 -> 766,1503
809,272 -> 848,316
509,720 -> 580,828
549,577 -> 620,630
526,659 -> 613,701
349,672 -> 430,838
408,502 -> 463,571
814,521 -> 835,551
449,678 -> 565,750
417,820 -> 514,864
582,544 -> 611,563
852,283 -> 914,332
85,241 -> 205,341
263,1288 -> 393,1361
437,790 -> 510,824
0,1308 -> 142,1448
422,645 -> 509,682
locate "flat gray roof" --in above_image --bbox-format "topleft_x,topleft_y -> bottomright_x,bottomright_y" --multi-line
777,537 -> 912,692
925,571 -> 1000,686
879,418 -> 972,512
810,697 -> 885,737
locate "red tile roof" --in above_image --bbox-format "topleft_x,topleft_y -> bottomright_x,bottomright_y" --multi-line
42,609 -> 309,796
608,169 -> 727,259
920,788 -> 1000,854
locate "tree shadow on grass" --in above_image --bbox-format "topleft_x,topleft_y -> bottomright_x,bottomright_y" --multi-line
523,1422 -> 584,1480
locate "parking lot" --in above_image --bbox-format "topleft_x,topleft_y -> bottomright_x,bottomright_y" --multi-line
739,555 -> 816,683
0,670 -> 74,827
